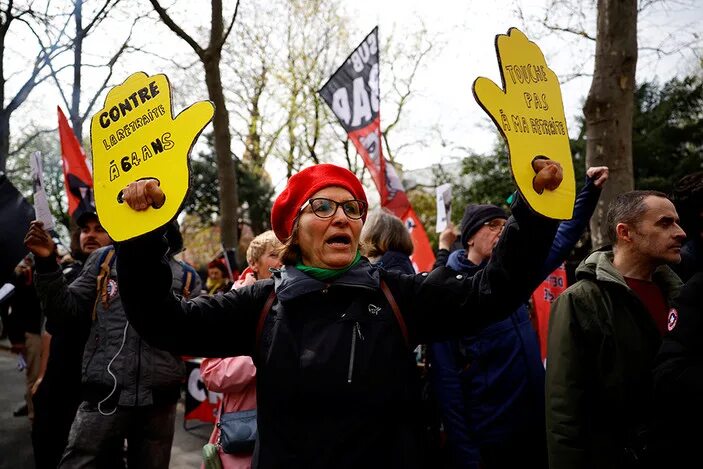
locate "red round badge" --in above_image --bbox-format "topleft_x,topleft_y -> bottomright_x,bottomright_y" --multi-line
667,308 -> 678,332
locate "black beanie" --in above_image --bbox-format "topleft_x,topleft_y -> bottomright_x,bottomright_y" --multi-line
460,204 -> 508,248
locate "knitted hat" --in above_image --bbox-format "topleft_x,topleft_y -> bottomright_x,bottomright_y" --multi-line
271,164 -> 367,242
460,204 -> 508,248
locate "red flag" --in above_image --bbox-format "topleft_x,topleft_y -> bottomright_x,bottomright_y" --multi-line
58,106 -> 94,219
319,28 -> 435,271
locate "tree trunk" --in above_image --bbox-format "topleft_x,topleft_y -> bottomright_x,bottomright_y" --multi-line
0,113 -> 9,174
584,0 -> 638,248
0,16 -> 8,174
149,0 -> 240,249
204,54 -> 239,249
71,0 -> 83,142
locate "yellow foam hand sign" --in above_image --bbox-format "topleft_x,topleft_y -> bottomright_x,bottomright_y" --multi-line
473,28 -> 575,219
90,72 -> 214,241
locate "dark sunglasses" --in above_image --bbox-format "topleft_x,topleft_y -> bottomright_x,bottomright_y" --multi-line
300,197 -> 368,220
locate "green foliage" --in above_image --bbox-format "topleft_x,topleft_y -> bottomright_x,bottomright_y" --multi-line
235,158 -> 276,234
453,139 -> 514,213
185,133 -> 274,234
631,75 -> 703,192
407,189 -> 440,248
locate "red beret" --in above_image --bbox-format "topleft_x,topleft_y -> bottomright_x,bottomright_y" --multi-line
208,259 -> 228,276
271,164 -> 367,241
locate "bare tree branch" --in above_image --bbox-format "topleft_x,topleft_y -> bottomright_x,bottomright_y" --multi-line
215,0 -> 239,51
126,44 -> 199,70
81,17 -> 141,121
382,30 -> 433,163
541,22 -> 596,41
9,128 -> 55,157
82,0 -> 120,36
149,0 -> 205,59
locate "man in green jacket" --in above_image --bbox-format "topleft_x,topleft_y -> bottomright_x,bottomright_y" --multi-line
546,190 -> 685,469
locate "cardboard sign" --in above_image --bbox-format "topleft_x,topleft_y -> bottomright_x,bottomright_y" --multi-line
30,151 -> 55,231
473,28 -> 575,219
90,72 -> 214,241
435,183 -> 452,233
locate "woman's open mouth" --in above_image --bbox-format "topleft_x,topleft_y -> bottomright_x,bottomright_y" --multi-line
325,234 -> 352,248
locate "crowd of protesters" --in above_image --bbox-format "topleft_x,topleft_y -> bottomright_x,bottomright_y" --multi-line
2,162 -> 700,469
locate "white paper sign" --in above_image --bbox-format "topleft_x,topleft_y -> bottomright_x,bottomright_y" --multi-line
29,151 -> 55,231
0,283 -> 15,304
436,183 -> 452,233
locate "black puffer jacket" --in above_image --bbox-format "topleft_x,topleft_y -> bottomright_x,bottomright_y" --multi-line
117,197 -> 557,468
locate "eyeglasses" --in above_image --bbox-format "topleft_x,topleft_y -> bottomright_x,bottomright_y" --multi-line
300,198 -> 368,220
484,219 -> 507,231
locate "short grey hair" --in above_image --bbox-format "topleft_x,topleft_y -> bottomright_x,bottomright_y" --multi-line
606,190 -> 669,245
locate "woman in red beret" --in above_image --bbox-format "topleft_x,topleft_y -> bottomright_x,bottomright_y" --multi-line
117,162 -> 562,469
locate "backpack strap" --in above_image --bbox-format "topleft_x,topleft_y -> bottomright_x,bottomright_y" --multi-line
255,289 -> 277,350
92,248 -> 116,321
380,279 -> 409,346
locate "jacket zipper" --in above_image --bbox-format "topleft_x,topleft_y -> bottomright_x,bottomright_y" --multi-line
135,337 -> 141,406
347,322 -> 364,384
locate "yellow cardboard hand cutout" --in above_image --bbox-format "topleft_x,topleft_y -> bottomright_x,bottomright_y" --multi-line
90,72 -> 214,241
473,28 -> 575,219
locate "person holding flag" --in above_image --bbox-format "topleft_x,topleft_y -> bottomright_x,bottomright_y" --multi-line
116,159 -> 563,468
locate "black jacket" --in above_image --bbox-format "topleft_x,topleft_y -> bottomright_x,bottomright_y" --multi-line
652,272 -> 703,467
116,197 -> 557,469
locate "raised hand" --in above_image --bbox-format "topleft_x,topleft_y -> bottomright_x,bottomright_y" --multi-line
473,28 -> 575,219
91,72 -> 214,241
586,166 -> 609,188
438,223 -> 459,250
121,179 -> 165,212
24,221 -> 55,259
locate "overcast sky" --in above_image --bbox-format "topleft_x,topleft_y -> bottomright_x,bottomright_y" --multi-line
8,0 -> 702,201
343,0 -> 702,173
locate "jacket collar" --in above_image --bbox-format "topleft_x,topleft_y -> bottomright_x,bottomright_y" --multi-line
578,250 -> 682,299
272,258 -> 380,302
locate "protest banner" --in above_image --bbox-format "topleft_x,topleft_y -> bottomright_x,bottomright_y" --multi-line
319,27 -> 435,271
58,107 -> 95,221
473,28 -> 576,219
531,263 -> 568,364
184,358 -> 221,428
90,72 -> 214,241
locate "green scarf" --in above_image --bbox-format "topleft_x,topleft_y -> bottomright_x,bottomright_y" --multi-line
296,250 -> 362,281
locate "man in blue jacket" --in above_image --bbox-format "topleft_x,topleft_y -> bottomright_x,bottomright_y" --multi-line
430,166 -> 608,469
